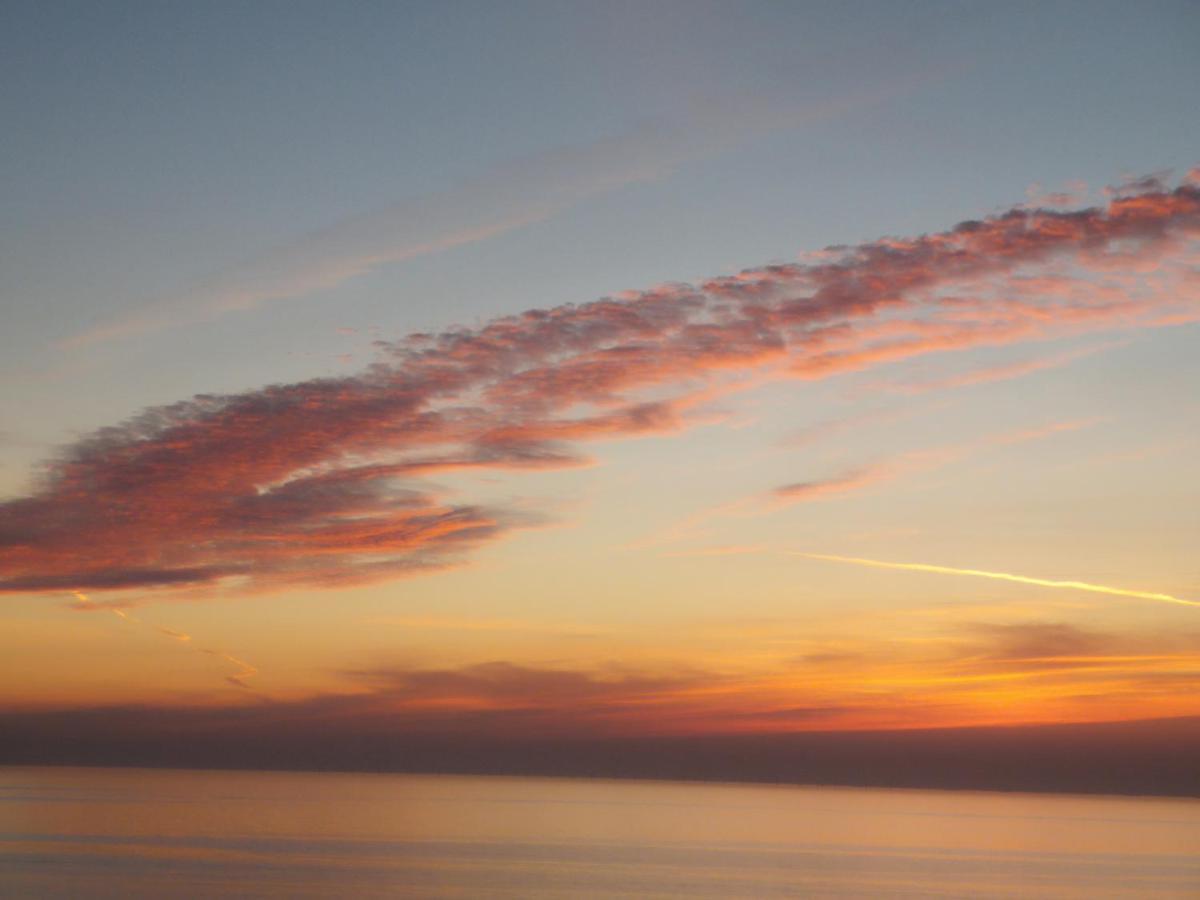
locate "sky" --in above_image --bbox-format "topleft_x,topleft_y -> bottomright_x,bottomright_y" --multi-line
2,1 -> 1199,788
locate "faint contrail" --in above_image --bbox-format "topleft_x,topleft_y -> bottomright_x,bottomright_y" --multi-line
69,591 -> 258,686
795,553 -> 1200,608
216,653 -> 258,689
73,590 -> 139,621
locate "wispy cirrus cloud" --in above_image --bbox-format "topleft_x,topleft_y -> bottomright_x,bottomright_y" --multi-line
861,339 -> 1127,396
3,172 -> 1198,598
771,418 -> 1098,507
60,91 -> 890,350
772,464 -> 897,503
778,404 -> 934,449
644,417 -> 1097,549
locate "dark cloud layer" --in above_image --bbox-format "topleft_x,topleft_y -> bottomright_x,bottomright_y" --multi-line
3,175 -> 1198,596
5,644 -> 1199,795
2,698 -> 1196,797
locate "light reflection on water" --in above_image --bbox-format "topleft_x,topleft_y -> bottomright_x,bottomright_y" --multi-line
2,767 -> 1198,897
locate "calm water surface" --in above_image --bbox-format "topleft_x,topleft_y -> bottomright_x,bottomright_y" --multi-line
1,767 -> 1198,898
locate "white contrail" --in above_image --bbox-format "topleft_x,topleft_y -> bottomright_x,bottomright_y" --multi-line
795,553 -> 1200,608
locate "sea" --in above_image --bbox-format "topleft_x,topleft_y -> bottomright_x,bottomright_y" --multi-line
1,767 -> 1197,898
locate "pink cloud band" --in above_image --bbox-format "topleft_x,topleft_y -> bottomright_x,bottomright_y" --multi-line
2,173 -> 1198,597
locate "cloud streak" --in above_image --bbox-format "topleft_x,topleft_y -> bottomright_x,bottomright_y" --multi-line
61,92 -> 886,349
3,171 -> 1199,598
771,418 -> 1098,507
864,340 -> 1126,395
634,417 -> 1085,545
772,465 -> 894,503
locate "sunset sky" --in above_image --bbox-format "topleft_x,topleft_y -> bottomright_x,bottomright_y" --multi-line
2,2 -> 1199,776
